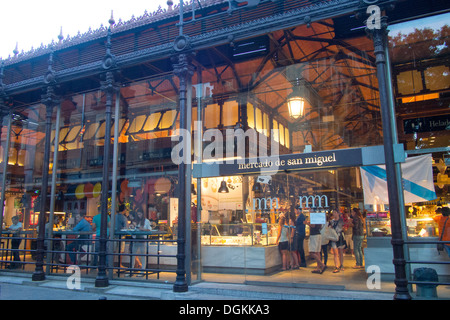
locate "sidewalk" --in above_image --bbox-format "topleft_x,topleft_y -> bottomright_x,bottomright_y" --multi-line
0,271 -> 441,300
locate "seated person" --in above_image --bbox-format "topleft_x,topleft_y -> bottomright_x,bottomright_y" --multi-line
66,213 -> 92,264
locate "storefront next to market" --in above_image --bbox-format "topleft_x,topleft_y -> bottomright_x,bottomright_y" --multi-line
0,0 -> 448,293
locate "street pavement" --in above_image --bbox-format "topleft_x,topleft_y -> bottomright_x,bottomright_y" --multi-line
0,271 -> 398,301
1,271 -> 449,302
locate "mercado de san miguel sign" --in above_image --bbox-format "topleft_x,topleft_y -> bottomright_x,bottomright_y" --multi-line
227,148 -> 361,175
193,145 -> 405,178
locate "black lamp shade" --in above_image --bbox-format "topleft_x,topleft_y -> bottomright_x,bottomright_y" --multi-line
218,180 -> 229,193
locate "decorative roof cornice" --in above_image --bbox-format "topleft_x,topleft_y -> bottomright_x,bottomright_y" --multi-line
3,0 -> 227,66
4,0 -> 365,95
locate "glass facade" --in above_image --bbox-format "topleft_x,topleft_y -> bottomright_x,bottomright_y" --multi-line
0,3 -> 448,292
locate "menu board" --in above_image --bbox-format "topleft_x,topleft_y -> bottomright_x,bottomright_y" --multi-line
310,212 -> 326,225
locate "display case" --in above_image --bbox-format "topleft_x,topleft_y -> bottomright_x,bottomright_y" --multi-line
200,223 -> 278,246
366,215 -> 391,237
406,217 -> 439,237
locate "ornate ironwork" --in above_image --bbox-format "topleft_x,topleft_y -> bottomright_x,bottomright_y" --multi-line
96,27 -> 120,288
33,49 -> 60,282
365,11 -> 411,300
172,30 -> 195,293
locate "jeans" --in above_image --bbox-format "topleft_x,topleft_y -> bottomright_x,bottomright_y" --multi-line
353,235 -> 364,266
321,244 -> 328,265
296,234 -> 306,266
11,239 -> 22,268
67,238 -> 89,264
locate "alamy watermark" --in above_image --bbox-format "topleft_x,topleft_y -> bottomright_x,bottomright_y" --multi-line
366,265 -> 382,290
366,5 -> 381,30
171,121 -> 281,176
66,265 -> 81,290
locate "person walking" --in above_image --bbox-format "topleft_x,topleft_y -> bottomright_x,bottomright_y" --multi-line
308,221 -> 326,274
295,207 -> 307,267
342,210 -> 353,256
329,210 -> 345,273
351,207 -> 365,269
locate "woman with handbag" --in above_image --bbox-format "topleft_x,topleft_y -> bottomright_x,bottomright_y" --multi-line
276,213 -> 291,271
329,210 -> 346,273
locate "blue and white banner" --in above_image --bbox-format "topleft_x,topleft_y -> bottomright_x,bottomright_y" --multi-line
360,154 -> 436,204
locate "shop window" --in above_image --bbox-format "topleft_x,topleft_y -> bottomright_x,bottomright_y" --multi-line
159,109 -> 178,129
8,148 -> 17,165
264,113 -> 270,137
424,65 -> 450,92
83,122 -> 100,140
401,93 -> 439,104
65,126 -> 82,143
255,107 -> 263,133
222,101 -> 239,127
128,115 -> 147,133
205,104 -> 220,129
143,113 -> 161,131
247,102 -> 270,136
396,70 -> 423,95
272,119 -> 279,143
58,127 -> 71,143
247,103 -> 255,129
285,126 -> 290,148
279,123 -> 285,146
271,119 -> 289,148
94,121 -> 106,140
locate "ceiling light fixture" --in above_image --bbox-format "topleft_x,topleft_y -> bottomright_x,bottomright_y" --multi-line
287,78 -> 307,120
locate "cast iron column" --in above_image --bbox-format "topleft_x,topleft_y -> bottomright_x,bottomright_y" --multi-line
33,51 -> 59,281
96,27 -> 119,288
172,35 -> 194,293
367,16 -> 411,300
0,61 -> 10,234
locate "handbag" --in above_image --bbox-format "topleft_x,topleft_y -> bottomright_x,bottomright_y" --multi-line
324,225 -> 339,242
320,226 -> 330,245
337,233 -> 347,248
437,217 -> 448,254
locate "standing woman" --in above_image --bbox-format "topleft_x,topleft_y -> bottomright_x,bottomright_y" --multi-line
351,207 -> 365,269
330,210 -> 345,273
276,213 -> 290,271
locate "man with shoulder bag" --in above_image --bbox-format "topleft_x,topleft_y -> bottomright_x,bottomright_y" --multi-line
434,207 -> 450,257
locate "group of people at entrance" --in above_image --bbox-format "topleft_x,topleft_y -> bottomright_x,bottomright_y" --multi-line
276,206 -> 365,274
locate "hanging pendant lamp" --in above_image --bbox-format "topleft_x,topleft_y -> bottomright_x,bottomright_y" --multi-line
218,180 -> 229,193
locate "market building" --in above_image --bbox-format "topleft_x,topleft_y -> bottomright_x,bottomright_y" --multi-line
0,0 -> 449,299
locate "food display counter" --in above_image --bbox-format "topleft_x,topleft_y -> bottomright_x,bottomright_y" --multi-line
200,223 -> 278,246
198,222 -> 288,274
364,210 -> 448,277
366,218 -> 391,237
406,217 -> 439,237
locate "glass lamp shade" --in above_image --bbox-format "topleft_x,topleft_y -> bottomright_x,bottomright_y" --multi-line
287,95 -> 305,119
218,180 -> 229,193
